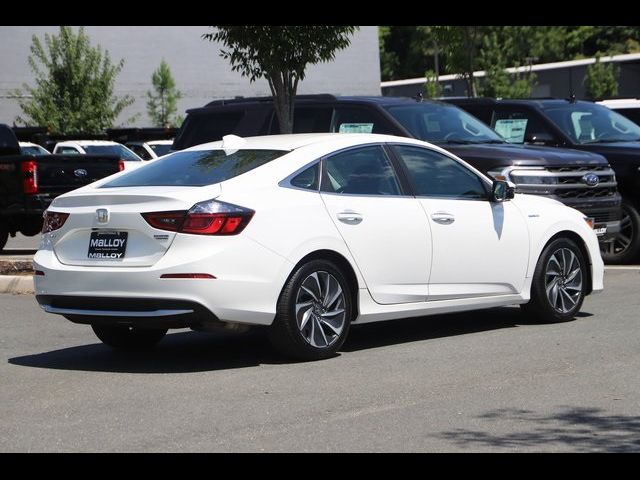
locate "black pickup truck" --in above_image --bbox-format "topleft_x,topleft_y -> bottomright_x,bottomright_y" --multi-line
172,95 -> 622,260
0,124 -> 122,252
443,98 -> 640,264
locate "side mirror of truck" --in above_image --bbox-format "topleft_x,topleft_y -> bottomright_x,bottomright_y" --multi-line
491,180 -> 515,203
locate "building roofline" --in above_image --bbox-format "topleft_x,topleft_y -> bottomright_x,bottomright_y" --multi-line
381,52 -> 640,88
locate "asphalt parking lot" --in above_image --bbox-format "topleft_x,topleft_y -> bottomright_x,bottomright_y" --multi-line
1,269 -> 639,452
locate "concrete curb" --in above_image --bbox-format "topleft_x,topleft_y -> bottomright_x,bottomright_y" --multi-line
0,276 -> 35,294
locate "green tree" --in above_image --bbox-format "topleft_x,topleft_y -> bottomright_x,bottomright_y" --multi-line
433,26 -> 486,97
147,59 -> 183,127
479,31 -> 537,99
584,56 -> 619,100
14,26 -> 134,134
203,26 -> 358,134
423,69 -> 442,98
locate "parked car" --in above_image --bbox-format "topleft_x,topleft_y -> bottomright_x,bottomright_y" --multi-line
172,95 -> 621,260
125,140 -> 173,161
53,140 -> 143,170
597,98 -> 640,125
0,124 -> 122,252
34,133 -> 603,360
443,97 -> 640,264
19,142 -> 51,156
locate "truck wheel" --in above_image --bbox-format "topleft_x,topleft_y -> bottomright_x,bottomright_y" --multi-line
0,226 -> 7,252
91,325 -> 167,351
601,200 -> 640,264
521,237 -> 587,323
268,259 -> 353,361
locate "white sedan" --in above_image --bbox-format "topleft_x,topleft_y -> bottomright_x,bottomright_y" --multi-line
34,134 -> 604,360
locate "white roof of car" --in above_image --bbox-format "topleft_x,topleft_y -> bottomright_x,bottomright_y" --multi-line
19,142 -> 41,148
56,140 -> 121,147
145,140 -> 173,146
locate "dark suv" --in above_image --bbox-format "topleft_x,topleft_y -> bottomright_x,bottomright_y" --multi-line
444,97 -> 640,263
173,95 -> 622,260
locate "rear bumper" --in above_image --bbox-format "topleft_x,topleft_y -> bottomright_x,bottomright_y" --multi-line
33,235 -> 294,327
36,295 -> 218,329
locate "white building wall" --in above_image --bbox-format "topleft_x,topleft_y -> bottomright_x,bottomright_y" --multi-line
0,26 -> 381,127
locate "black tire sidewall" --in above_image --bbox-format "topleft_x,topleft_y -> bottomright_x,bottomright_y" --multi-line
527,237 -> 587,322
270,259 -> 353,360
601,199 -> 640,265
91,325 -> 167,350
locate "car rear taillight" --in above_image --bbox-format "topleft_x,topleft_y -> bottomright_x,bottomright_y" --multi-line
21,160 -> 38,194
141,199 -> 254,236
42,211 -> 69,233
118,160 -> 126,171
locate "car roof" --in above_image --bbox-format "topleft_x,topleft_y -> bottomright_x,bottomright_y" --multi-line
184,133 -> 427,152
56,140 -> 121,146
187,95 -> 428,115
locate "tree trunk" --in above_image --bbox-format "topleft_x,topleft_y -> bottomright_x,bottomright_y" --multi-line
268,71 -> 297,134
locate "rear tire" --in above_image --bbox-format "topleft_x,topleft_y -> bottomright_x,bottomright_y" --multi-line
521,237 -> 587,323
91,325 -> 167,351
601,200 -> 640,264
268,259 -> 353,361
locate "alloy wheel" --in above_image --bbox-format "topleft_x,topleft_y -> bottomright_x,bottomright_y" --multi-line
602,206 -> 634,257
295,271 -> 346,348
544,248 -> 583,314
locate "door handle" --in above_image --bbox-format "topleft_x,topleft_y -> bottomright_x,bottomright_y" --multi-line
431,212 -> 455,225
337,211 -> 363,224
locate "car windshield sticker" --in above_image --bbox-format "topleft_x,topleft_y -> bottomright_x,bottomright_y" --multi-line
494,119 -> 528,143
339,123 -> 374,134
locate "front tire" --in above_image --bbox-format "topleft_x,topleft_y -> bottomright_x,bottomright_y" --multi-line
91,325 -> 167,351
269,259 -> 353,361
601,200 -> 640,264
521,238 -> 587,323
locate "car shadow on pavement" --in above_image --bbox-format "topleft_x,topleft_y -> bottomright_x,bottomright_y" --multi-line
8,329 -> 287,374
342,306 -> 590,353
434,406 -> 640,452
9,306 -> 593,374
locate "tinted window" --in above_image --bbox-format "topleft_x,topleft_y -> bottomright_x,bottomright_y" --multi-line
386,103 -> 503,143
149,144 -> 172,157
271,107 -> 333,134
290,163 -> 319,190
20,145 -> 50,156
322,146 -> 402,196
127,144 -> 152,160
83,145 -> 141,161
543,103 -> 640,144
492,109 -> 558,144
331,107 -> 396,135
101,149 -> 287,188
58,146 -> 80,154
394,145 -> 487,199
174,111 -> 245,149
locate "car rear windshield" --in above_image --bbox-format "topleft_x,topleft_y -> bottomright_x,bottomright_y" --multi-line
100,149 -> 288,188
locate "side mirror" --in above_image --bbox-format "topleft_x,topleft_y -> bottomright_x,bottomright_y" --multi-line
492,180 -> 515,203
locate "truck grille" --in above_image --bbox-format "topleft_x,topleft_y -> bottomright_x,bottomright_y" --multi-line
510,166 -> 617,199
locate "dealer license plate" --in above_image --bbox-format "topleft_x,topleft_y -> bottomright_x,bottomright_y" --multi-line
87,231 -> 128,259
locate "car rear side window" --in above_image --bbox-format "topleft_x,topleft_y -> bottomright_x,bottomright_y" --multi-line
321,145 -> 402,196
101,149 -> 288,188
290,163 -> 319,190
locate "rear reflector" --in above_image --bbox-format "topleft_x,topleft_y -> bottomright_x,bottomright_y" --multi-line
42,211 -> 70,233
21,160 -> 38,194
160,273 -> 216,279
